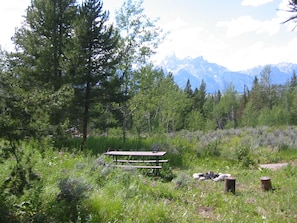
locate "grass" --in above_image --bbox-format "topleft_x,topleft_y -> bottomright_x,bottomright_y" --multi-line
1,126 -> 297,222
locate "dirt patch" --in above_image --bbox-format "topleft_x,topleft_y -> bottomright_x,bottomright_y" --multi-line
259,162 -> 296,170
197,206 -> 216,220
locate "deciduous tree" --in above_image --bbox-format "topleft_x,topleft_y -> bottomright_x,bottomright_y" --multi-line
115,0 -> 165,140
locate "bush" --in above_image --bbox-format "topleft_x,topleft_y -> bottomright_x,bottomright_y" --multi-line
173,173 -> 192,188
46,177 -> 92,222
233,146 -> 255,167
160,163 -> 175,182
200,141 -> 221,157
57,177 -> 91,202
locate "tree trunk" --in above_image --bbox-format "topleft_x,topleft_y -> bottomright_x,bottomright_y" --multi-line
82,82 -> 90,148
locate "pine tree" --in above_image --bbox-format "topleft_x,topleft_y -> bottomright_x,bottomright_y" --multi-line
184,79 -> 193,96
10,0 -> 77,130
13,0 -> 77,90
69,0 -> 121,146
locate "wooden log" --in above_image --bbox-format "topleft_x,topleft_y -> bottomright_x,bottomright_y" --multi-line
260,176 -> 272,191
224,177 -> 236,194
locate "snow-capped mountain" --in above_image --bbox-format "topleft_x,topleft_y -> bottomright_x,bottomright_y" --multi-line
159,55 -> 297,93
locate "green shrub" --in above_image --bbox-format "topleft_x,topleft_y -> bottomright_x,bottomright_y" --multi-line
160,163 -> 175,182
41,177 -> 92,222
0,193 -> 16,223
57,177 -> 91,202
233,146 -> 255,167
200,141 -> 221,157
165,147 -> 184,167
173,172 -> 192,188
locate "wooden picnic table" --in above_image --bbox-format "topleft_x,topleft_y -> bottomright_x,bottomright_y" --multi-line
104,151 -> 168,173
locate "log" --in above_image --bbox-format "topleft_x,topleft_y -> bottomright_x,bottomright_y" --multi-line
224,177 -> 236,194
260,176 -> 272,191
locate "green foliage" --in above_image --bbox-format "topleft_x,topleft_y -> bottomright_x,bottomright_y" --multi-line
115,0 -> 165,141
213,85 -> 238,129
2,0 -> 297,220
173,172 -> 192,188
200,141 -> 221,157
159,163 -> 175,181
233,146 -> 255,168
1,0 -> 297,146
241,100 -> 258,127
86,192 -> 124,222
43,177 -> 92,222
1,127 -> 297,222
257,106 -> 290,126
286,87 -> 297,124
69,0 -> 122,145
57,177 -> 91,202
116,0 -> 164,66
185,110 -> 205,131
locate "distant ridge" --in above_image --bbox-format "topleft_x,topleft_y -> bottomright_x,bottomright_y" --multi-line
159,55 -> 297,93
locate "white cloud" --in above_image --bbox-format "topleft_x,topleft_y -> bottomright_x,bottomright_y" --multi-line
217,16 -> 280,38
163,17 -> 187,31
276,37 -> 297,64
154,26 -> 203,60
145,0 -> 297,71
210,36 -> 297,71
0,0 -> 29,50
241,0 -> 273,7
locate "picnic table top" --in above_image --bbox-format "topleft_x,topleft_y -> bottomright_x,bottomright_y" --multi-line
105,151 -> 167,157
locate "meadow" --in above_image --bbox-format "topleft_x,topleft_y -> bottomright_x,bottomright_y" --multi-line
1,126 -> 297,222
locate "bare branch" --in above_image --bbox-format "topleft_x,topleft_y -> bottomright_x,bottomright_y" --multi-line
280,0 -> 297,30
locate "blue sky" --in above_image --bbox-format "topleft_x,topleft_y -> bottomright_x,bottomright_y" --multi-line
1,0 -> 297,71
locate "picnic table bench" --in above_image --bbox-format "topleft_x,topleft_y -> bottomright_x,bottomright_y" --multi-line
104,151 -> 168,172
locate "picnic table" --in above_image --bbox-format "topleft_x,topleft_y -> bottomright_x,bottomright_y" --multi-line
104,151 -> 168,173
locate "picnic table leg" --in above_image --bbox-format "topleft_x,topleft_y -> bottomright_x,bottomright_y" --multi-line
155,156 -> 160,175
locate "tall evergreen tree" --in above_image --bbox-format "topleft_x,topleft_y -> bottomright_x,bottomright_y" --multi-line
193,80 -> 207,114
184,79 -> 193,96
249,66 -> 272,112
69,0 -> 121,145
1,48 -> 73,197
12,0 -> 77,90
290,70 -> 297,87
10,0 -> 77,131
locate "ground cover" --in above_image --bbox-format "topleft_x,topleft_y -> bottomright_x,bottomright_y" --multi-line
1,126 -> 297,222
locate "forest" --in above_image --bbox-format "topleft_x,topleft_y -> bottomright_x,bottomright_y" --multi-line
1,0 -> 297,144
1,0 -> 297,222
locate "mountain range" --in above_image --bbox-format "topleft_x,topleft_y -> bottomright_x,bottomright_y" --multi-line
158,55 -> 297,93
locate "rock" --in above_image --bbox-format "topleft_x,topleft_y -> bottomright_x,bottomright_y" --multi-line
213,174 -> 231,182
193,173 -> 204,179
